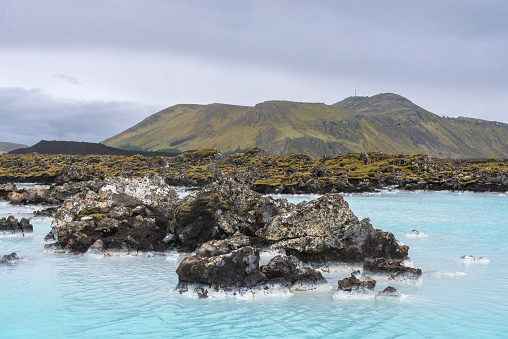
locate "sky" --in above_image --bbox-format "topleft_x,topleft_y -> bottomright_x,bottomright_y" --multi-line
1,0 -> 507,146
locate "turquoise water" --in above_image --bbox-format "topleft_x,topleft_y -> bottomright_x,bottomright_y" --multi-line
1,190 -> 507,338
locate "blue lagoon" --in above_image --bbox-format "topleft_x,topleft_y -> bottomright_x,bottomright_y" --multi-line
1,190 -> 507,338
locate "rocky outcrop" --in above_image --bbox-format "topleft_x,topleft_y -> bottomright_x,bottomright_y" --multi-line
7,188 -> 59,205
0,183 -> 16,200
33,207 -> 58,217
1,252 -> 20,264
25,173 -> 421,297
100,175 -> 179,218
175,244 -> 328,297
44,175 -> 180,255
0,216 -> 33,235
258,194 -> 407,263
261,255 -> 329,290
336,274 -> 376,294
176,246 -> 265,288
172,176 -> 292,249
50,180 -> 103,202
2,150 -> 508,193
195,232 -> 252,258
363,258 -> 422,280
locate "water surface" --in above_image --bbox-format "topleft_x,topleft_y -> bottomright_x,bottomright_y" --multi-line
1,191 -> 507,338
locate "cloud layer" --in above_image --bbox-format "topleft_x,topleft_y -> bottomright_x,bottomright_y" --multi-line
0,1 -> 507,144
0,88 -> 157,145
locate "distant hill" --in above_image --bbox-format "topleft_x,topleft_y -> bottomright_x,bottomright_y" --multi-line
8,140 -> 180,157
0,142 -> 28,154
102,93 -> 508,159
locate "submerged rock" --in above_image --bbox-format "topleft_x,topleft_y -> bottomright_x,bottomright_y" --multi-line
336,274 -> 376,294
456,255 -> 490,264
333,273 -> 377,299
0,252 -> 20,264
406,229 -> 428,238
376,286 -> 401,299
258,194 -> 407,263
0,216 -> 33,236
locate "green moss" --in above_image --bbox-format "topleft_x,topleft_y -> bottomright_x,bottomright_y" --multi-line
346,172 -> 371,180
77,208 -> 104,219
276,161 -> 292,168
459,177 -> 477,185
174,192 -> 231,225
185,148 -> 218,158
245,147 -> 264,154
252,178 -> 283,186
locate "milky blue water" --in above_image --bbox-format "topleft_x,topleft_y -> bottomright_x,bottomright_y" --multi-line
1,190 -> 507,338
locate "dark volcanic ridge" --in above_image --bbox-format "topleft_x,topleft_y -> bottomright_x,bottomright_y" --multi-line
9,140 -> 180,157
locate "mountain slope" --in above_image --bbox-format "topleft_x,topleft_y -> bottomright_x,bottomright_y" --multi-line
103,93 -> 508,159
0,142 -> 28,154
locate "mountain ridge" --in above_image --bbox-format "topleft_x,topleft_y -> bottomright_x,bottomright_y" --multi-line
102,93 -> 508,159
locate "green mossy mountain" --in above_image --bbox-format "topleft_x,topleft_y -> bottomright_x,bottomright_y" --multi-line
102,93 -> 508,159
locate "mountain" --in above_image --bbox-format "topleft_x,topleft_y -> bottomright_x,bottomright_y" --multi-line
9,140 -> 179,157
0,142 -> 28,154
102,93 -> 508,159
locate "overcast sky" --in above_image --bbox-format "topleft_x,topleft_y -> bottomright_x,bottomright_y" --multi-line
1,0 -> 507,145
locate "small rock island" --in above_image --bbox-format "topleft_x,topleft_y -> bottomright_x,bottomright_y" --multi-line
32,172 -> 420,297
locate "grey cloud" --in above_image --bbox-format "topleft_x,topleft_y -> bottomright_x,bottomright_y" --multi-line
0,1 -> 506,127
0,87 -> 159,145
2,1 -> 507,84
54,74 -> 81,85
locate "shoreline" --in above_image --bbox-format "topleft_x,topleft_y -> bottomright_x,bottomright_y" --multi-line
1,149 -> 507,194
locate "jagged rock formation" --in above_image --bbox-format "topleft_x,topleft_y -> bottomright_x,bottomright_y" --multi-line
39,174 -> 418,297
258,194 -> 407,262
171,176 -> 292,249
170,178 -> 416,296
45,175 -> 179,255
175,245 -> 329,297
